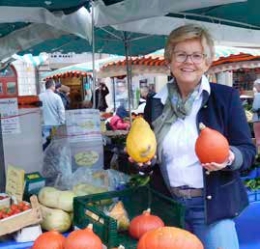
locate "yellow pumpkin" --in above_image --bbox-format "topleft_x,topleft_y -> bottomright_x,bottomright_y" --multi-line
126,117 -> 157,163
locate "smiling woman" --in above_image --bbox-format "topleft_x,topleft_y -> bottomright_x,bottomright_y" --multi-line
125,24 -> 256,249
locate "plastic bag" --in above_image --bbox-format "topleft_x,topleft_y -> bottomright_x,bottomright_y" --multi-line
54,167 -> 130,192
41,138 -> 72,186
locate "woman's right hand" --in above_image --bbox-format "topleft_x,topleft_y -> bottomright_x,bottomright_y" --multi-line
126,150 -> 157,175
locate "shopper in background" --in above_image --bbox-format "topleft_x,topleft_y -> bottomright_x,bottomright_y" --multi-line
82,82 -> 93,108
252,79 -> 260,150
93,79 -> 109,112
127,24 -> 256,249
39,79 -> 65,150
139,86 -> 150,105
108,105 -> 130,130
56,84 -> 71,110
135,86 -> 156,116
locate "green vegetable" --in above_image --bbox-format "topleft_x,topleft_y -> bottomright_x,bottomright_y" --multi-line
244,177 -> 260,190
127,174 -> 150,188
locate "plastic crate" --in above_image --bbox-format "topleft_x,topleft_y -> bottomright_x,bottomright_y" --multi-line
247,189 -> 260,202
73,186 -> 185,249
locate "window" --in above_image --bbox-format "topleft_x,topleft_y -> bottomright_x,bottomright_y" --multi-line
7,82 -> 17,95
0,67 -> 15,77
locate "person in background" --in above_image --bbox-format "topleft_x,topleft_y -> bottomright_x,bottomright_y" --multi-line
56,84 -> 71,110
82,82 -> 93,108
115,80 -> 128,107
93,79 -> 109,112
136,86 -> 156,117
127,24 -> 256,249
39,79 -> 65,150
109,105 -> 130,130
138,86 -> 150,105
252,79 -> 260,150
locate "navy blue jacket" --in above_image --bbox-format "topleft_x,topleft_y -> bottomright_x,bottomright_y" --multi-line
144,83 -> 256,225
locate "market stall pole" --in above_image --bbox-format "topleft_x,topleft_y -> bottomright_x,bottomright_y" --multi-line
124,32 -> 133,124
0,114 -> 5,192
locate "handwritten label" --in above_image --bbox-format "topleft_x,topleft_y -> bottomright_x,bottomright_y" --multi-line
5,165 -> 25,202
0,98 -> 20,134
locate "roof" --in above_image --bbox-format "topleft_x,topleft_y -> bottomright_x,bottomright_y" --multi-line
98,46 -> 260,77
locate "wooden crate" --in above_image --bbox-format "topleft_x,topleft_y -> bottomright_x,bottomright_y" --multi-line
0,195 -> 42,236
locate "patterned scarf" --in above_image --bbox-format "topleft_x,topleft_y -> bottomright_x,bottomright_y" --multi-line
152,81 -> 200,161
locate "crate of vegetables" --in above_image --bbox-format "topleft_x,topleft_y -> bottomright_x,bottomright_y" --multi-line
0,195 -> 42,236
73,186 -> 185,249
0,193 -> 11,209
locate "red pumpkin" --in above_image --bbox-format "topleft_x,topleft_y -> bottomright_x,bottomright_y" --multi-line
137,226 -> 204,249
195,123 -> 229,164
32,230 -> 65,249
129,208 -> 164,239
64,224 -> 102,249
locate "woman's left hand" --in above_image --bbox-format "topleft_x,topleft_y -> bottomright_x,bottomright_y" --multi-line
201,150 -> 235,172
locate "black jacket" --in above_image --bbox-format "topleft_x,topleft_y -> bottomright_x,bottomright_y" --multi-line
93,84 -> 109,111
144,83 -> 256,225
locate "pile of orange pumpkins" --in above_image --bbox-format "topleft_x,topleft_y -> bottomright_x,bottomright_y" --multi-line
32,209 -> 203,249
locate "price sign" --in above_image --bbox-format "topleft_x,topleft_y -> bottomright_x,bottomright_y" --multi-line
5,165 -> 25,202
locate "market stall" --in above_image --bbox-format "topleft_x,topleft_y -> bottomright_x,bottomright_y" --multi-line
44,70 -> 92,109
208,50 -> 260,93
98,46 -> 260,93
43,57 -> 125,110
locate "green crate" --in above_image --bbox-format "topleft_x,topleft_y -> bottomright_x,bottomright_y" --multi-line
73,186 -> 185,249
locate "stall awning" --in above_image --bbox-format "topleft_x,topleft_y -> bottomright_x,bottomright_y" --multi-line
98,55 -> 169,78
42,56 -> 125,80
97,46 -> 260,77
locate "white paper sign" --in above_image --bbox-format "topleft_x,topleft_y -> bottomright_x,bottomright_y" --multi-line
0,98 -> 20,134
65,109 -> 102,142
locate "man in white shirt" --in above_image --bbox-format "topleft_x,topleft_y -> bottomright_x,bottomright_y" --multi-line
39,79 -> 65,149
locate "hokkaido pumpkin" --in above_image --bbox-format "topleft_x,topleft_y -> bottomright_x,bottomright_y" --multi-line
137,226 -> 204,249
126,117 -> 157,163
195,123 -> 229,164
64,224 -> 102,249
32,230 -> 65,249
129,208 -> 164,239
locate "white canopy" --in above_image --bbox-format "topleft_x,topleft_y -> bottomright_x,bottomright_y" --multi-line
93,0 -> 260,48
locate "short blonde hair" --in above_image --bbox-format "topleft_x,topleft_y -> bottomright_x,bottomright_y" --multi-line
164,24 -> 215,66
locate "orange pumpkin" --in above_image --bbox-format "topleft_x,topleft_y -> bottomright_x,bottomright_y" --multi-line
137,226 -> 204,249
32,230 -> 65,249
64,224 -> 102,249
195,123 -> 229,164
129,208 -> 164,239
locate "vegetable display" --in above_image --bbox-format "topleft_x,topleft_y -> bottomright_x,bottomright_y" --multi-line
0,202 -> 31,220
195,123 -> 229,163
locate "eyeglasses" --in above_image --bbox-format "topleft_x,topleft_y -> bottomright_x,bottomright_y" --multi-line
173,51 -> 207,64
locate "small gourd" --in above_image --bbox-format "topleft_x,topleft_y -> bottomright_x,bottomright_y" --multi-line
129,208 -> 164,239
137,226 -> 203,249
126,117 -> 157,163
195,123 -> 229,164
